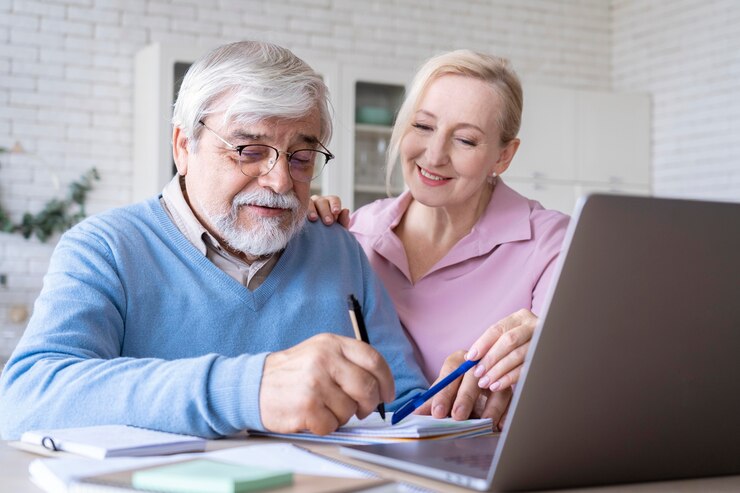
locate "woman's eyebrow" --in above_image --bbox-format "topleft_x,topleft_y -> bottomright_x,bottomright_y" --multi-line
415,109 -> 485,134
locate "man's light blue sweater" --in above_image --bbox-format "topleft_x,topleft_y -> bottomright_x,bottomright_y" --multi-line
0,198 -> 427,439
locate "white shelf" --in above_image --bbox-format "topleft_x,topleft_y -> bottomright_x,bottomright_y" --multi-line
355,123 -> 394,134
354,183 -> 403,194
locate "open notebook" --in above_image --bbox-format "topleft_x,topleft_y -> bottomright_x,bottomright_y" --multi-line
249,413 -> 493,445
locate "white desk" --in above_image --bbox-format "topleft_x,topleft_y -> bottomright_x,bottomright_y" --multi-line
3,438 -> 740,492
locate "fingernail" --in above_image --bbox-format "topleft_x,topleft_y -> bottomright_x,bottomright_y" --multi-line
466,347 -> 478,360
479,376 -> 490,388
453,405 -> 468,419
489,381 -> 501,392
308,212 -> 317,220
332,206 -> 340,213
433,404 -> 446,417
473,364 -> 485,378
324,215 -> 333,223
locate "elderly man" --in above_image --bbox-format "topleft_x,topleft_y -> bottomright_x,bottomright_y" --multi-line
0,41 -> 426,439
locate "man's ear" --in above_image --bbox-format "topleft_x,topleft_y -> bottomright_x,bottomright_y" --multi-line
493,138 -> 520,176
172,126 -> 190,175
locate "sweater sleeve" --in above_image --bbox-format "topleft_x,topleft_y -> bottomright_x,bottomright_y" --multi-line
353,238 -> 429,408
0,226 -> 265,440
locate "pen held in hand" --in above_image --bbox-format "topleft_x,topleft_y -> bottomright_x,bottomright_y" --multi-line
391,358 -> 481,425
347,294 -> 387,421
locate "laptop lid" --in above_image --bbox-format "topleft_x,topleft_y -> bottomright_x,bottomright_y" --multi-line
343,194 -> 740,491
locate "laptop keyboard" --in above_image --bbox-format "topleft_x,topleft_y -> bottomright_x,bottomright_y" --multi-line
442,453 -> 494,472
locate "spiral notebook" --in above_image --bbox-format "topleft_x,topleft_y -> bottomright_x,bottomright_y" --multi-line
20,425 -> 206,459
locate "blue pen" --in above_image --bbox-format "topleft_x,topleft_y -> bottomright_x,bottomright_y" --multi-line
391,358 -> 481,425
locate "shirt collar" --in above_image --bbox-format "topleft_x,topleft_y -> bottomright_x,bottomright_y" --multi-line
161,174 -> 224,256
354,179 -> 532,250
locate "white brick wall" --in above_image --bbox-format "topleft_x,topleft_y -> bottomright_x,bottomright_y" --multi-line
2,0 -> 736,360
612,0 -> 740,201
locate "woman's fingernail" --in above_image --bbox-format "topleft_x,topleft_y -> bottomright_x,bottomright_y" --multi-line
489,381 -> 501,392
453,404 -> 468,419
324,215 -> 333,223
308,212 -> 317,220
467,348 -> 478,360
479,376 -> 490,388
473,365 -> 485,378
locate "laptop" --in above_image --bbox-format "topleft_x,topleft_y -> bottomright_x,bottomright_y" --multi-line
342,194 -> 740,491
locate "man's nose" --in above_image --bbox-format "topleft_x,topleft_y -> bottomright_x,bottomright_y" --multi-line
257,154 -> 294,195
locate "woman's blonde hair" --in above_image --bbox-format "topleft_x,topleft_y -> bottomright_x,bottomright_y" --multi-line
386,50 -> 523,192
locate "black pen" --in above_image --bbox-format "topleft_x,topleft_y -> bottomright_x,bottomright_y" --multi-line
347,294 -> 387,421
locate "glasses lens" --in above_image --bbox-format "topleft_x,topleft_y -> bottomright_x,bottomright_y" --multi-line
289,150 -> 328,182
238,145 -> 277,177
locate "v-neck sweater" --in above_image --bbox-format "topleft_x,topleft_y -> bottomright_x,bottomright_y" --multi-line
0,197 -> 427,440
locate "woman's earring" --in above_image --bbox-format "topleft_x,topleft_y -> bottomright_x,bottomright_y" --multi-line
491,172 -> 497,178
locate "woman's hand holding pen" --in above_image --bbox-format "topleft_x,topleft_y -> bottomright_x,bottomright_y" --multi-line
260,333 -> 394,436
416,309 -> 538,430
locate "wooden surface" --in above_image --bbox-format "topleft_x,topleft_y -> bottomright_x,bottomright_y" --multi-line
4,437 -> 740,493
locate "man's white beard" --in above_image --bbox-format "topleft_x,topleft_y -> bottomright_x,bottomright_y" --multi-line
204,189 -> 306,257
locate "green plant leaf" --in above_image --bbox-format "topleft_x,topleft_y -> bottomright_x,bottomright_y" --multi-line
0,167 -> 100,242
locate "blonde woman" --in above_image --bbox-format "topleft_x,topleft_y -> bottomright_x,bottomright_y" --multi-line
311,50 -> 569,428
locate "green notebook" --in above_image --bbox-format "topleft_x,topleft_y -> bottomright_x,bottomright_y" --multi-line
131,459 -> 293,493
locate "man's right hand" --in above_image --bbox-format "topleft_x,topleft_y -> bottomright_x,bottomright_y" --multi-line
259,333 -> 395,435
308,194 -> 350,227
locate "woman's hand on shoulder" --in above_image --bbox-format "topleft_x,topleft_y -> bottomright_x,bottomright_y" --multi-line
307,194 -> 350,228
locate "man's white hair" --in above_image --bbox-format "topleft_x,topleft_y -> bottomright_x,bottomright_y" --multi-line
172,40 -> 333,152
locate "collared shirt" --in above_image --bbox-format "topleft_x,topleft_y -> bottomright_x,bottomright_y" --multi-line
160,175 -> 280,290
349,179 -> 570,381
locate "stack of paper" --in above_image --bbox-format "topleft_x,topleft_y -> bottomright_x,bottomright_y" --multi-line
250,413 -> 493,445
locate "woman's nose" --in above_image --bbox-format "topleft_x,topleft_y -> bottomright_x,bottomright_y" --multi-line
424,133 -> 451,167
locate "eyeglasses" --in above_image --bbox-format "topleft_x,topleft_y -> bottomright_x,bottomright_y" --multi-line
198,120 -> 334,183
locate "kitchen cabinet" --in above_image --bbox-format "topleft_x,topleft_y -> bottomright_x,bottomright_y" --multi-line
507,83 -> 651,214
133,43 -> 205,203
332,66 -> 412,210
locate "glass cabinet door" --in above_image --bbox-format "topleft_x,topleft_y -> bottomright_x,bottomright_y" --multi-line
352,81 -> 406,209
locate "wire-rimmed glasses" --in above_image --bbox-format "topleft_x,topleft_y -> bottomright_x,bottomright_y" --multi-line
199,120 -> 334,183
